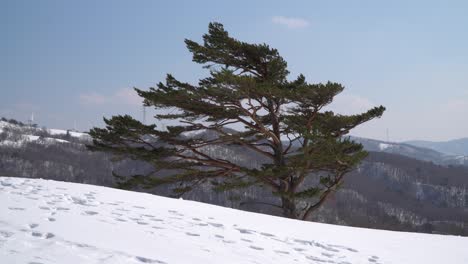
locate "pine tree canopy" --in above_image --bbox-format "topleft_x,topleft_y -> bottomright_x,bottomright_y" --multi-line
89,22 -> 385,220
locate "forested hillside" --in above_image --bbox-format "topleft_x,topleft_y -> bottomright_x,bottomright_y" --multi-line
1,119 -> 467,235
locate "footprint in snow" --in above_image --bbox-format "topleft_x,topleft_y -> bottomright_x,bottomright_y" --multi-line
293,239 -> 313,246
236,228 -> 255,234
31,232 -> 54,239
185,232 -> 200,237
0,230 -> 14,238
315,242 -> 339,252
321,252 -> 334,258
260,232 -> 275,237
141,214 -> 155,218
293,248 -> 306,252
135,256 -> 167,264
29,223 -> 39,229
249,245 -> 264,251
208,222 -> 223,228
47,217 -> 56,222
83,211 -> 98,216
8,207 -> 25,211
328,244 -> 358,253
168,210 -> 184,216
306,256 -> 328,262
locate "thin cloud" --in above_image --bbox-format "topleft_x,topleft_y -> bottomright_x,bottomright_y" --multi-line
326,94 -> 377,115
79,93 -> 108,105
79,88 -> 142,106
272,16 -> 310,29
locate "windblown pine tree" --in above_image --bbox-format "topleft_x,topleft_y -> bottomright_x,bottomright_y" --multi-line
89,23 -> 385,220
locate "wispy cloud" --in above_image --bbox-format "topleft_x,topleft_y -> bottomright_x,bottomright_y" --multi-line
79,93 -> 108,105
79,88 -> 142,106
272,16 -> 310,29
326,94 -> 377,115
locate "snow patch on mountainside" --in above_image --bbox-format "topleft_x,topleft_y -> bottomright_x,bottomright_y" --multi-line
378,143 -> 390,151
0,134 -> 70,148
0,177 -> 467,264
48,129 -> 88,138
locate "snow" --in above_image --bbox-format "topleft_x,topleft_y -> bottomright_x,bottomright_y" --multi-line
0,177 -> 467,264
24,135 -> 70,144
48,129 -> 88,138
378,143 -> 390,151
0,135 -> 69,148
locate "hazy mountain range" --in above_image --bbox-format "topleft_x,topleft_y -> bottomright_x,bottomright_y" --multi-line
405,138 -> 468,156
1,118 -> 467,235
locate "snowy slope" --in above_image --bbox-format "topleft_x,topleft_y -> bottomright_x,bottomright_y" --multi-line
0,177 -> 467,264
48,129 -> 88,138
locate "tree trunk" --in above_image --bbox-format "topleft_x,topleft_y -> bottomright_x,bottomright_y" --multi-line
281,196 -> 298,219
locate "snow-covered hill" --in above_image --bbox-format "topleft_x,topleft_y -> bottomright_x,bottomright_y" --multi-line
0,177 -> 467,264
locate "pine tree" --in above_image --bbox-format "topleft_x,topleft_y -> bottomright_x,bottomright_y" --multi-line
89,22 -> 385,220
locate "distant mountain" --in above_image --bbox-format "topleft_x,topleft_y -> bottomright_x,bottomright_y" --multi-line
405,138 -> 468,156
351,136 -> 468,167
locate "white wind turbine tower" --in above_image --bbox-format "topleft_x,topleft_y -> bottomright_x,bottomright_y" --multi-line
28,112 -> 34,127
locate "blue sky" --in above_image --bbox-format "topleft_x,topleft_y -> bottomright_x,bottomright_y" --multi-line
2,0 -> 468,141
